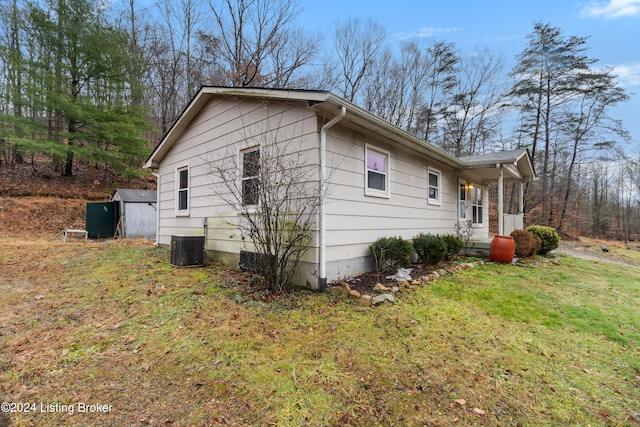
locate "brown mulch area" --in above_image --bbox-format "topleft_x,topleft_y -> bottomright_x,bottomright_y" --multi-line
329,260 -> 465,295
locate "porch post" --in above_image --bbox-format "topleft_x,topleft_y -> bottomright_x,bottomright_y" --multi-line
497,163 -> 504,235
518,181 -> 524,214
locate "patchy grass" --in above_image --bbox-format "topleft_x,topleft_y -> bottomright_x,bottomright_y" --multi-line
1,239 -> 639,426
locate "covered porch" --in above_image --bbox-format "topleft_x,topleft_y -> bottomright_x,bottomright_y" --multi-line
460,148 -> 536,251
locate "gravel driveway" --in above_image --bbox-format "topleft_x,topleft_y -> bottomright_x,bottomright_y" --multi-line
556,241 -> 640,268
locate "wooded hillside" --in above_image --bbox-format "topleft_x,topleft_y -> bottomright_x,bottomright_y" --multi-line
1,0 -> 638,240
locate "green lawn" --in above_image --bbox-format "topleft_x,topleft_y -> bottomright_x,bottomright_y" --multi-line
0,239 -> 639,426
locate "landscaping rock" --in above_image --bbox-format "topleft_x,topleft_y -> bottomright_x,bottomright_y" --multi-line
372,294 -> 395,306
420,276 -> 430,282
327,283 -> 351,297
399,281 -> 409,293
385,267 -> 413,281
373,283 -> 390,292
358,295 -> 372,307
349,289 -> 361,299
411,279 -> 422,286
391,286 -> 400,293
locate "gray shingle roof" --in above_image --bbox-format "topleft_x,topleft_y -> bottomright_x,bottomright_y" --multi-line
459,148 -> 529,167
112,189 -> 157,203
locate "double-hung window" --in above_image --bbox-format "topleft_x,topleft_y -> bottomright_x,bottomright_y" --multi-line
365,144 -> 390,197
427,167 -> 441,205
176,164 -> 189,215
241,148 -> 260,206
472,186 -> 483,224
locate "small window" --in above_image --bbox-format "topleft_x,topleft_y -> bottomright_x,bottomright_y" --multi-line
427,168 -> 441,205
241,148 -> 260,206
176,165 -> 189,215
365,145 -> 390,197
472,186 -> 483,224
459,182 -> 467,220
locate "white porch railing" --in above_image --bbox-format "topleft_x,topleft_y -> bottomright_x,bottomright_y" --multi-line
503,214 -> 523,236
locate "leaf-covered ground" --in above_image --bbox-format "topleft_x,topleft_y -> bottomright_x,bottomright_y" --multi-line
1,238 -> 639,426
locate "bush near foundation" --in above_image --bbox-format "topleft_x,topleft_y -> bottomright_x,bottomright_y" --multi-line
369,236 -> 413,272
510,229 -> 536,257
527,225 -> 560,255
441,234 -> 464,260
413,233 -> 447,265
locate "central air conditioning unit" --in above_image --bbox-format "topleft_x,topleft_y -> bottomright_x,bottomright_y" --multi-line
170,235 -> 205,267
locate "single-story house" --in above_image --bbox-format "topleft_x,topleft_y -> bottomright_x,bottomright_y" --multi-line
144,87 -> 535,289
111,189 -> 157,239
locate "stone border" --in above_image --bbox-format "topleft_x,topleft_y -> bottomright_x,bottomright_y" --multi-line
326,261 -> 481,307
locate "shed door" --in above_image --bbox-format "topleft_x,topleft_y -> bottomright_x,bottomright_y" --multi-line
86,201 -> 120,238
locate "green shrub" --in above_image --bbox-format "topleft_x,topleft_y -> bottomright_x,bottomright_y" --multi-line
369,236 -> 413,272
441,234 -> 464,260
526,225 -> 560,255
413,233 -> 447,265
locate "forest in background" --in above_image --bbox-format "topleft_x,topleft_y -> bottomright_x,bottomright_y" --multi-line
1,0 -> 639,241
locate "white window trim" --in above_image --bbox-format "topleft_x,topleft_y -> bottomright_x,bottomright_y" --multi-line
458,178 -> 467,222
364,144 -> 391,198
239,146 -> 261,211
427,167 -> 441,206
471,185 -> 484,225
175,163 -> 190,216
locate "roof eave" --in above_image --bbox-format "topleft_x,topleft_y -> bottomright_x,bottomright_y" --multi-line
313,94 -> 464,169
144,87 -> 335,169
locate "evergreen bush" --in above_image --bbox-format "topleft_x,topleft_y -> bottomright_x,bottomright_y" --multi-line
369,236 -> 413,272
441,234 -> 464,260
526,225 -> 560,254
413,233 -> 447,265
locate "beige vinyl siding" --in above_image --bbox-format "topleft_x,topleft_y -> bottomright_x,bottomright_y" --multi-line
323,125 -> 460,277
156,98 -> 320,254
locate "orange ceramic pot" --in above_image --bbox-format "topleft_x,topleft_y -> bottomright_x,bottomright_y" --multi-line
489,235 -> 515,264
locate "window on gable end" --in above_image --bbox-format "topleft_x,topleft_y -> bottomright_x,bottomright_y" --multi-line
176,165 -> 190,215
241,148 -> 260,206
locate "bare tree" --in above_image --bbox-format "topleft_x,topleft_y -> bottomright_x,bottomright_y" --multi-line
440,48 -> 506,156
362,41 -> 429,131
208,103 -> 322,292
208,0 -> 321,88
556,69 -> 629,232
331,17 -> 386,102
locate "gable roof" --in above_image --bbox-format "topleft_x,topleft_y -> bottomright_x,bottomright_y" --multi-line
144,86 -> 463,170
459,148 -> 536,183
112,189 -> 157,203
143,86 -> 535,184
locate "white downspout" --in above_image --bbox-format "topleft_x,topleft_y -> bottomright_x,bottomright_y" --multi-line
319,106 -> 346,291
152,171 -> 160,245
497,163 -> 504,236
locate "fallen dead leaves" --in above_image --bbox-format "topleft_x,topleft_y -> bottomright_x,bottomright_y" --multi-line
453,398 -> 486,416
